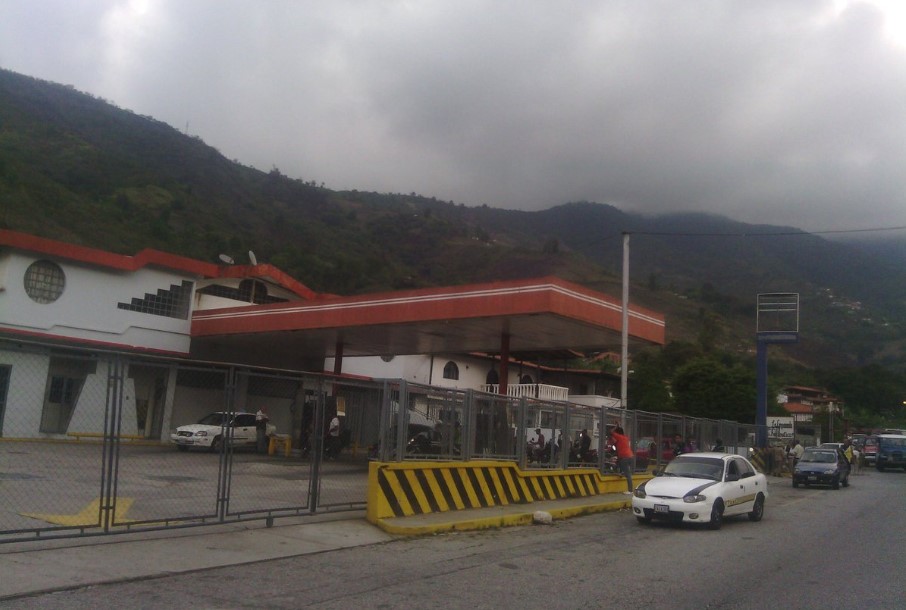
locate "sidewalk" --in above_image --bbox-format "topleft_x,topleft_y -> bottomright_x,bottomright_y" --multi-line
0,494 -> 631,600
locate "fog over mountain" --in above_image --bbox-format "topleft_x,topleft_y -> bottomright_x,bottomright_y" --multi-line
2,66 -> 906,371
3,1 -> 906,235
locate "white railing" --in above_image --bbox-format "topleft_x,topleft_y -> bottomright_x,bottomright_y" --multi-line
481,383 -> 570,402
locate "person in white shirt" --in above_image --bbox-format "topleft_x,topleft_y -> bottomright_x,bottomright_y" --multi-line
326,415 -> 341,459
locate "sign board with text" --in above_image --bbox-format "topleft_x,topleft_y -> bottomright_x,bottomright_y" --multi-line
767,417 -> 794,439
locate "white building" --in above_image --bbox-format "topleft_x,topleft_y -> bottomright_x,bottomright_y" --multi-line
0,230 -> 664,440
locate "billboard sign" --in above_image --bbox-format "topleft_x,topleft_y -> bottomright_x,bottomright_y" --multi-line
768,417 -> 794,439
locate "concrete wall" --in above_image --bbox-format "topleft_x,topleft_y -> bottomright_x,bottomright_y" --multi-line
325,354 -> 522,389
0,251 -> 194,354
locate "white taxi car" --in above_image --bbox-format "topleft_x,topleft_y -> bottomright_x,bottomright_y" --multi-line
632,452 -> 768,530
171,412 -> 275,452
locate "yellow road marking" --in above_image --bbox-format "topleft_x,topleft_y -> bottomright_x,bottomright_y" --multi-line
21,498 -> 135,526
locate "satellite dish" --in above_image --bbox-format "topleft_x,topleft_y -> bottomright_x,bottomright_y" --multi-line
248,251 -> 258,266
218,254 -> 235,265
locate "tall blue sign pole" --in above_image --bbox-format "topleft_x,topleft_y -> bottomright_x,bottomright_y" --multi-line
755,293 -> 799,448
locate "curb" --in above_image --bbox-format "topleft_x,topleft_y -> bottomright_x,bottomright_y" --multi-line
376,498 -> 631,536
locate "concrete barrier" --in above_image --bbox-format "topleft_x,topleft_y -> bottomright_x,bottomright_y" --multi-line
366,460 -> 652,523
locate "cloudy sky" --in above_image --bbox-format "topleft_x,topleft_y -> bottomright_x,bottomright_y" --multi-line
2,1 -> 906,232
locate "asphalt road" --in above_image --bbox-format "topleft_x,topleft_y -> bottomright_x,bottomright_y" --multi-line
3,468 -> 904,609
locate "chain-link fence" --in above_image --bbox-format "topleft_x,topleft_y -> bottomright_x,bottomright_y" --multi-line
0,340 -> 381,543
0,338 -> 758,543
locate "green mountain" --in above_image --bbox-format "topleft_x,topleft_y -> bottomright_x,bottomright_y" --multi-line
2,68 -> 905,370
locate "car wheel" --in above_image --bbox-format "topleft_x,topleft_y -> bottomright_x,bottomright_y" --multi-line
748,493 -> 765,522
176,444 -> 188,452
832,475 -> 840,490
708,500 -> 724,530
792,479 -> 799,488
210,436 -> 222,453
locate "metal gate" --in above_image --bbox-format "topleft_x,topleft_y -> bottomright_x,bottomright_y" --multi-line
0,342 -> 377,543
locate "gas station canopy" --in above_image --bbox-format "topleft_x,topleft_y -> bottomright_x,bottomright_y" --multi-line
190,276 -> 665,370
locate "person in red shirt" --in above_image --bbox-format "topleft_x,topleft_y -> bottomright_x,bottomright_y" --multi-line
609,425 -> 634,494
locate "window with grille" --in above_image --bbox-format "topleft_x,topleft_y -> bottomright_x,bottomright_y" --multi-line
118,280 -> 193,319
24,260 -> 66,304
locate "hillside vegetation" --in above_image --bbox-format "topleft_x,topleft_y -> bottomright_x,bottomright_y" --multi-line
2,68 -> 906,376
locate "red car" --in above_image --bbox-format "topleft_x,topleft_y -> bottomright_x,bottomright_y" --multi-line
634,438 -> 679,467
861,436 -> 879,464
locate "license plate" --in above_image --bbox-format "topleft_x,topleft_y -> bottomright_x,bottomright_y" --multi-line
808,475 -> 817,480
654,504 -> 669,514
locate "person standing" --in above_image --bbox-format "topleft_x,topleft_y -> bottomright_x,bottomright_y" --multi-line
771,443 -> 786,477
671,433 -> 687,459
255,409 -> 269,454
842,438 -> 855,474
790,438 -> 804,467
529,428 -> 545,462
577,428 -> 592,462
850,440 -> 862,474
326,414 -> 341,459
610,426 -> 635,494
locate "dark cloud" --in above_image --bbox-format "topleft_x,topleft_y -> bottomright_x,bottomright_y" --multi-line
2,0 -> 905,231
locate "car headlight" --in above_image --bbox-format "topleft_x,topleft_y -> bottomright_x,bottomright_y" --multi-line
634,488 -> 646,499
683,493 -> 706,503
195,431 -> 208,437
823,469 -> 837,474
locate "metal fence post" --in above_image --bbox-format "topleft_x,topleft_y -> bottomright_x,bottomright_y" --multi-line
517,396 -> 527,469
596,403 -> 605,473
656,413 -> 664,467
463,389 -> 474,460
101,353 -> 125,532
378,379 -> 391,462
395,380 -> 409,459
309,377 -> 325,511
216,367 -> 238,521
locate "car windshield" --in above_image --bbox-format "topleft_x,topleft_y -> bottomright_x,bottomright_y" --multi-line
662,456 -> 723,481
197,413 -> 229,426
801,450 -> 836,463
879,437 -> 906,449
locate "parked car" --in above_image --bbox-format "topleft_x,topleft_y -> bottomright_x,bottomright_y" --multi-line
792,447 -> 850,489
634,437 -> 690,466
631,452 -> 768,530
171,412 -> 275,452
875,433 -> 906,471
861,436 -> 879,464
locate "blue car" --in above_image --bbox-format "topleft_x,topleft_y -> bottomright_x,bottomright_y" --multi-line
875,434 -> 906,471
792,447 -> 850,489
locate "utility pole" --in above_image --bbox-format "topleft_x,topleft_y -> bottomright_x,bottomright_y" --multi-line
621,232 -> 630,409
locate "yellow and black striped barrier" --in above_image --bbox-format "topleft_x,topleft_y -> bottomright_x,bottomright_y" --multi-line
366,460 -> 648,523
750,449 -> 766,472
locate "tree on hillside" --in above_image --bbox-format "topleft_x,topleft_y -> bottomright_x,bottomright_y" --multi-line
627,349 -> 674,412
818,364 -> 906,422
672,357 -> 757,423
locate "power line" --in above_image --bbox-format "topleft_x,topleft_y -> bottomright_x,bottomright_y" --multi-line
620,225 -> 906,238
